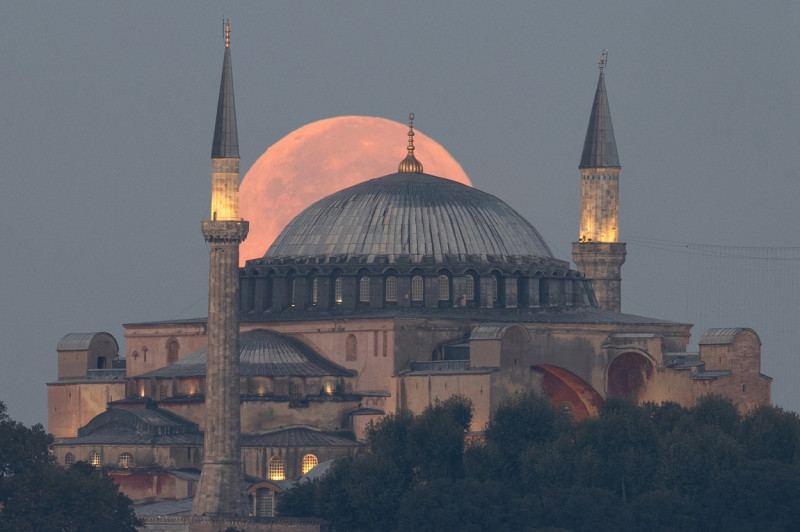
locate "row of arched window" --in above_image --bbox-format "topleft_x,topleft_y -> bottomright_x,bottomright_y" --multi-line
65,451 -> 134,468
65,451 -> 320,477
243,270 -> 522,312
267,453 -> 318,480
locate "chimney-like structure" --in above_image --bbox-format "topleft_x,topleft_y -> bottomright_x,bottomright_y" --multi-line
572,51 -> 626,312
192,20 -> 249,516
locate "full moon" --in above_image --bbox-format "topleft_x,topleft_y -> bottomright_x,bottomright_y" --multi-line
239,116 -> 472,264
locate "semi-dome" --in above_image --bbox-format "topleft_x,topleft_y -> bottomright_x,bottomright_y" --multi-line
137,329 -> 353,378
264,172 -> 554,265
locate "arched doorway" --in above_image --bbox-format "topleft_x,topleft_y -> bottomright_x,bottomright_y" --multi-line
607,352 -> 653,401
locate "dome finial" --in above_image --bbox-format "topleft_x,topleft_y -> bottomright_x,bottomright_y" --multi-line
398,113 -> 424,173
599,48 -> 608,72
225,18 -> 230,48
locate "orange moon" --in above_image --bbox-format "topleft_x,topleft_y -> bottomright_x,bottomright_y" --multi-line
239,115 -> 472,264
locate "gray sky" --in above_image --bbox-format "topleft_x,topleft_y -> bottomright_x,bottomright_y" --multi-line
2,2 -> 799,426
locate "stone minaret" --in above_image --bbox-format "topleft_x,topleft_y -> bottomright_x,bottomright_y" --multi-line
572,51 -> 626,312
192,21 -> 249,516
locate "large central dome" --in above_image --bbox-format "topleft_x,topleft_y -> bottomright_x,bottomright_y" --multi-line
264,172 -> 554,265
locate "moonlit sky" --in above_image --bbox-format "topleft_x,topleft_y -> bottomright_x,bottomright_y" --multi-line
2,2 -> 799,425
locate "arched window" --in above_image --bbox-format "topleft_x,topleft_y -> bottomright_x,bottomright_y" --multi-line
117,452 -> 134,468
88,450 -> 102,467
268,456 -> 285,480
359,276 -> 370,303
311,277 -> 319,306
492,274 -> 504,307
64,452 -> 75,467
517,276 -> 529,307
438,274 -> 450,301
464,274 -> 475,301
291,278 -> 298,307
302,454 -> 319,475
411,275 -> 424,302
385,276 -> 397,302
166,338 -> 179,365
333,276 -> 343,304
346,334 -> 358,361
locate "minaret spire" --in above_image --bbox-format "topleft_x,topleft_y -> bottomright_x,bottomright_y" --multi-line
572,51 -> 626,312
579,49 -> 619,170
211,19 -> 239,160
193,20 -> 248,517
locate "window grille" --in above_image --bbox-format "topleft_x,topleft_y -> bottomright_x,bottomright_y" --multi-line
255,488 -> 275,517
88,450 -> 102,467
334,277 -> 343,304
118,452 -> 134,468
385,276 -> 397,302
411,275 -> 424,301
359,276 -> 370,302
268,456 -> 285,480
64,453 -> 75,466
465,275 -> 475,301
311,277 -> 318,305
302,454 -> 318,474
438,275 -> 449,301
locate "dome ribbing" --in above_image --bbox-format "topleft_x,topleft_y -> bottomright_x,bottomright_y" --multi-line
263,173 -> 554,265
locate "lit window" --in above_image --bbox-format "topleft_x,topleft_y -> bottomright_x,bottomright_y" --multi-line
464,275 -> 475,301
438,275 -> 449,301
268,455 -> 285,480
88,450 -> 102,467
411,275 -> 424,302
118,452 -> 134,468
302,454 -> 319,475
385,276 -> 397,302
64,452 -> 75,467
334,277 -> 343,304
311,277 -> 319,305
359,276 -> 370,302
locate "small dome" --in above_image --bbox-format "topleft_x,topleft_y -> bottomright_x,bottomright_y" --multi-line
264,172 -> 554,265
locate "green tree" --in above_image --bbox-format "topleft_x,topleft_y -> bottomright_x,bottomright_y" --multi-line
0,401 -> 140,532
740,404 -> 800,463
397,478 -> 536,532
481,392 -> 563,483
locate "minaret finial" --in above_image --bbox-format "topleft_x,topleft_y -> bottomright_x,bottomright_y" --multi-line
398,113 -> 424,173
599,48 -> 608,72
225,19 -> 230,48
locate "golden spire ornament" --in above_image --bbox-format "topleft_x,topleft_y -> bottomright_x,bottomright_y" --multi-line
398,113 -> 424,173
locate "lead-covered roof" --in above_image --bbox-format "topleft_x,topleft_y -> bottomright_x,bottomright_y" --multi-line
579,70 -> 620,169
137,329 -> 353,379
264,172 -> 554,264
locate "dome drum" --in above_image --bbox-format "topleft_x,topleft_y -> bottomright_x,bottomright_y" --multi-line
242,171 -> 599,315
238,264 -> 597,315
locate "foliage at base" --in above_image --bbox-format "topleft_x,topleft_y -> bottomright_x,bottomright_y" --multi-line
278,394 -> 800,531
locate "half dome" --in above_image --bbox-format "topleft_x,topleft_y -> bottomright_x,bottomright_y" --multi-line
137,329 -> 352,378
264,172 -> 553,265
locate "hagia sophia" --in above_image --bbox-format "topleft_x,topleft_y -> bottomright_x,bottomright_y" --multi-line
46,26 -> 771,524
